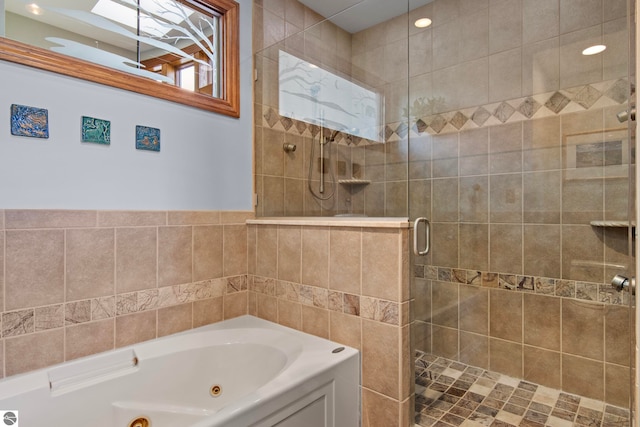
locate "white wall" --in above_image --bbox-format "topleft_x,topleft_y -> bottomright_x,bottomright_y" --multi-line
0,0 -> 253,210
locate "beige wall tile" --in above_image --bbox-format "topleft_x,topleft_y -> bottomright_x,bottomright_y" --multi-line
168,211 -> 220,225
157,303 -> 192,337
489,48 -> 522,103
277,299 -> 301,330
115,311 -> 157,348
459,285 -> 488,335
413,320 -> 431,354
6,329 -> 64,376
559,26 -> 603,88
193,297 -> 224,327
523,171 -> 561,224
490,123 -> 523,174
432,179 -> 458,222
301,227 -> 329,288
329,228 -> 361,294
490,174 -> 523,223
193,226 -> 223,281
562,225 -> 605,283
562,354 -> 604,400
224,292 -> 248,319
6,230 -> 64,310
560,0 -> 601,34
277,226 -> 301,283
605,363 -> 630,407
432,325 -> 458,359
431,223 -> 459,267
66,319 -> 114,361
522,37 -> 560,96
489,0 -> 522,54
432,281 -> 458,328
363,319 -> 400,399
562,299 -> 604,360
223,225 -> 248,277
257,294 -> 278,323
459,176 -> 489,222
158,227 -> 192,287
523,116 -> 562,171
116,227 -> 157,293
5,210 -> 97,229
490,338 -> 522,378
256,225 -> 278,278
220,211 -> 254,224
330,312 -> 361,350
460,224 -> 489,272
362,230 -> 401,301
460,331 -> 489,369
523,225 -> 561,278
562,178 -> 604,225
523,346 -> 561,389
489,224 -> 521,274
605,305 -> 631,366
362,387 -> 400,427
98,211 -> 166,227
523,294 -> 560,350
460,128 -> 489,176
302,305 -> 329,339
66,228 -> 115,301
522,0 -> 559,44
489,289 -> 522,342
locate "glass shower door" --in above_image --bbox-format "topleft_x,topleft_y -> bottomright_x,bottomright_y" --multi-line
408,0 -> 636,426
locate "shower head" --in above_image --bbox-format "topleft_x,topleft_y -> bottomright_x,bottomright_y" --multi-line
616,107 -> 636,123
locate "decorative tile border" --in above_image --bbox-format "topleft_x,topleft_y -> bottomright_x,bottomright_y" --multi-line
414,265 -> 630,306
260,78 -> 629,144
0,275 -> 247,338
249,275 -> 407,326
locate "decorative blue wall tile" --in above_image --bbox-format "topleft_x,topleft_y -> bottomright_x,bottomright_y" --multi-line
81,116 -> 111,144
135,125 -> 160,152
10,104 -> 49,138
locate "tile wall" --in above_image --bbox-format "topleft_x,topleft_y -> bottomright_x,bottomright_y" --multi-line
254,0 -> 634,410
246,220 -> 413,427
0,210 -> 252,378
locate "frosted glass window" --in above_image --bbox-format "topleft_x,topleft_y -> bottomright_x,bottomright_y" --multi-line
278,50 -> 383,142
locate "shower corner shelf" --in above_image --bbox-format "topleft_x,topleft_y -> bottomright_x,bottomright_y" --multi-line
589,220 -> 636,228
338,179 -> 371,186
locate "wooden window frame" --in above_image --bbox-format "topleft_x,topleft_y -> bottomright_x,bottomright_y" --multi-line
0,0 -> 240,117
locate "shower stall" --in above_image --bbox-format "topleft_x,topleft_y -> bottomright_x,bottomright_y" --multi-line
254,0 -> 636,425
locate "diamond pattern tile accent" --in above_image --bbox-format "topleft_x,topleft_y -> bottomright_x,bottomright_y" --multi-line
264,108 -> 279,128
605,79 -> 630,104
494,102 -> 516,123
518,97 -> 541,119
384,125 -> 395,141
573,85 -> 602,109
395,122 -> 409,138
544,92 -> 571,114
294,120 -> 307,135
471,107 -> 491,126
450,111 -> 468,129
414,119 -> 428,134
429,115 -> 447,133
280,116 -> 294,131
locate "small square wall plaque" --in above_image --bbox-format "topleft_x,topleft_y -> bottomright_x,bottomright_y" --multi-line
81,116 -> 111,145
135,125 -> 160,152
11,104 -> 49,138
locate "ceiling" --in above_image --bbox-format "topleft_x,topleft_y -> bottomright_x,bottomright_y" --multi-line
296,0 -> 433,34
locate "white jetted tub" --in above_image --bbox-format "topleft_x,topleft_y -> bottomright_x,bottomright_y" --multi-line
0,316 -> 360,427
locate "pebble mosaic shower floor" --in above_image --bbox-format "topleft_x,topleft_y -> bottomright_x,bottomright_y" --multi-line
414,351 -> 630,427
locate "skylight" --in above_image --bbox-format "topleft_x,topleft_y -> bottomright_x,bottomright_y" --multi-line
91,0 -> 194,37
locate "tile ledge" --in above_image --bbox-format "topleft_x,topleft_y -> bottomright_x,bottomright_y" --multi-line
247,217 -> 410,229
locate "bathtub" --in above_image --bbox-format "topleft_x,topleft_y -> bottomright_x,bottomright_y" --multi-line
0,315 -> 360,427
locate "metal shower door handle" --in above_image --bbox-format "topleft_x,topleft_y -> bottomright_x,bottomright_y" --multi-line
611,274 -> 635,294
413,217 -> 430,256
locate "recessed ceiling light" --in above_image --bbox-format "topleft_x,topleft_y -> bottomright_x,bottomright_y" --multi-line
414,18 -> 432,28
582,45 -> 607,55
27,3 -> 43,15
